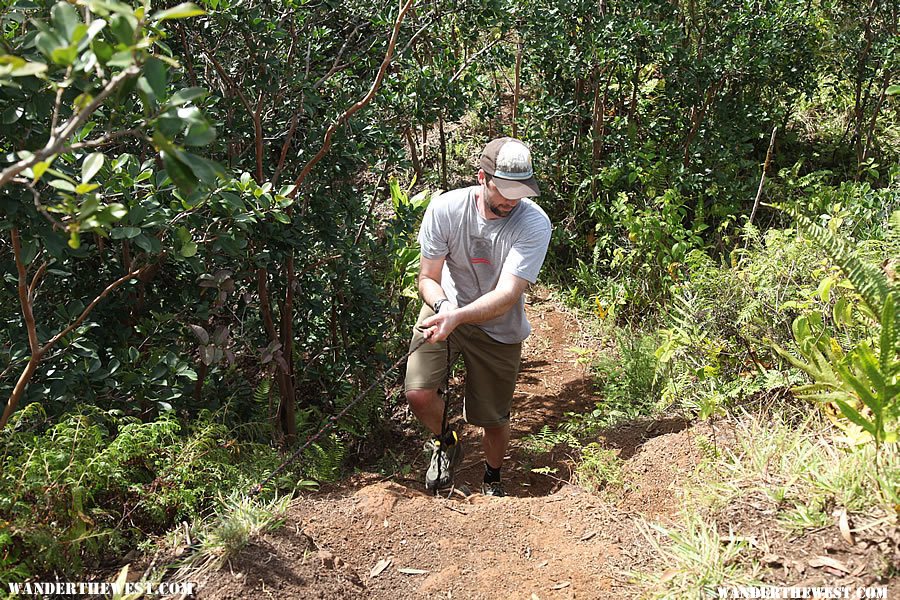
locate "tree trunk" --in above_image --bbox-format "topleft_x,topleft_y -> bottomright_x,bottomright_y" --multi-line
438,115 -> 447,189
404,126 -> 422,183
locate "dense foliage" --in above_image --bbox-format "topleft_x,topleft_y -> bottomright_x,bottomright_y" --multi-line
0,0 -> 897,583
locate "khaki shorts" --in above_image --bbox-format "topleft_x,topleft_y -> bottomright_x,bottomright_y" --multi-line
404,305 -> 522,428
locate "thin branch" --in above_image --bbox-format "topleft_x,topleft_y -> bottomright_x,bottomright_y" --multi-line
749,126 -> 777,226
202,45 -> 253,113
354,163 -> 389,245
64,128 -> 143,151
288,0 -> 417,199
11,229 -> 40,355
12,178 -> 64,231
40,264 -> 147,354
254,90 -> 265,184
271,112 -> 299,187
449,35 -> 504,84
27,261 -> 49,302
396,10 -> 438,58
0,65 -> 140,189
297,254 -> 343,279
50,65 -> 74,133
312,24 -> 361,89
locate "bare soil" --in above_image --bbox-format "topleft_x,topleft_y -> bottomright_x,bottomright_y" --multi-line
191,295 -> 898,599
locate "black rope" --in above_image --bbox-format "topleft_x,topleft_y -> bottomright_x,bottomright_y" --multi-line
433,338 -> 453,496
250,336 -> 429,496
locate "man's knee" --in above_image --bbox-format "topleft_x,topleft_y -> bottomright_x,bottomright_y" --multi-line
406,388 -> 438,411
482,422 -> 509,434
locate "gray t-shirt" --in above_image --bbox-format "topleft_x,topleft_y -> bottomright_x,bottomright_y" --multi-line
418,185 -> 552,343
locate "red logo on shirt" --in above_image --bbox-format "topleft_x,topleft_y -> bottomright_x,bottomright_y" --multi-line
471,258 -> 492,265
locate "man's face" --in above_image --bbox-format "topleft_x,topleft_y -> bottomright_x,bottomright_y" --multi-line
481,172 -> 522,218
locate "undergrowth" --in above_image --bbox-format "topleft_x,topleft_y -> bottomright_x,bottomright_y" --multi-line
692,410 -> 900,527
644,407 -> 899,597
0,405 -> 317,583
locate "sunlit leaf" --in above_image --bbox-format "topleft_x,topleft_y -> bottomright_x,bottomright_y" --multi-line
150,2 -> 205,21
82,153 -> 105,183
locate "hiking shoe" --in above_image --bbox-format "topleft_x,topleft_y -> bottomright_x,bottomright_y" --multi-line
424,434 -> 463,491
481,481 -> 506,497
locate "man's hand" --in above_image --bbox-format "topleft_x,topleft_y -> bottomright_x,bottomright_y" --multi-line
421,302 -> 458,342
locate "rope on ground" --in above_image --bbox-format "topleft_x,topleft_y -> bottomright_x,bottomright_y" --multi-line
250,336 -> 430,496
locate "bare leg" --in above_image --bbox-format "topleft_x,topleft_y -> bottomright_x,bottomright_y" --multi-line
482,423 -> 510,469
406,388 -> 444,436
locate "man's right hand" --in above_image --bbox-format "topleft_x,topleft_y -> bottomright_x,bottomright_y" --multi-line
421,302 -> 458,342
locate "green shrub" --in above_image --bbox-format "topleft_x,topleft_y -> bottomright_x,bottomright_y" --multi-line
0,407 -> 296,581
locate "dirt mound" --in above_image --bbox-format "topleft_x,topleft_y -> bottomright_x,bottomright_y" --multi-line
282,481 -> 645,599
200,526 -> 365,599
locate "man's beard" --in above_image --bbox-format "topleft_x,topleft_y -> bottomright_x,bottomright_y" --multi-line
487,200 -> 510,217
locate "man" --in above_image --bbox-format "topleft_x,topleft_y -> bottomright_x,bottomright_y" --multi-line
404,137 -> 552,497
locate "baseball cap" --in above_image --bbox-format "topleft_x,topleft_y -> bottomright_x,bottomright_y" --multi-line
479,137 -> 541,199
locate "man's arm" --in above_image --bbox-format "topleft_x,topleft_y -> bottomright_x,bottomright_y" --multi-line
420,271 -> 529,342
417,255 -> 449,311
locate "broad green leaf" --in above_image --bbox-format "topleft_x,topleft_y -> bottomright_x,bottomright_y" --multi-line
132,233 -> 160,253
0,55 -> 25,69
51,2 -> 80,42
817,275 -> 836,303
180,241 -> 198,257
13,61 -> 48,77
107,50 -> 134,68
886,84 -> 900,96
20,239 -> 38,265
92,39 -> 114,63
183,122 -> 215,146
50,45 -> 78,66
169,86 -> 207,106
110,226 -> 141,239
161,150 -> 198,194
71,23 -> 88,45
32,156 -> 55,182
150,2 -> 205,21
75,182 -> 100,194
109,14 -> 135,45
180,152 -> 222,184
82,152 -> 105,183
0,55 -> 48,78
83,20 -> 107,45
1,106 -> 23,123
106,203 -> 127,220
49,178 -> 76,192
35,30 -> 65,58
143,57 -> 166,99
84,0 -> 136,16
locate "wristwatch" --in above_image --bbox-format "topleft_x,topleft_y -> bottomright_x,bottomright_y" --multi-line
433,298 -> 450,313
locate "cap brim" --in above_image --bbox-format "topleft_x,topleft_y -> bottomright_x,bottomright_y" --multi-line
493,176 -> 540,199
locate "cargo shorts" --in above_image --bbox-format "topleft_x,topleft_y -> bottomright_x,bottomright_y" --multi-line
404,305 -> 522,428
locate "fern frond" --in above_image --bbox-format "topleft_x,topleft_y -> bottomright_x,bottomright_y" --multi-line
253,379 -> 271,405
789,209 -> 895,330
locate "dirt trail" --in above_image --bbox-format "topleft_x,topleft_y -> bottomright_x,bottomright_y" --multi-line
198,296 -> 703,599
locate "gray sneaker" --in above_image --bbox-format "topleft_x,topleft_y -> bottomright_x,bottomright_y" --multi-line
424,433 -> 463,491
481,481 -> 506,497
